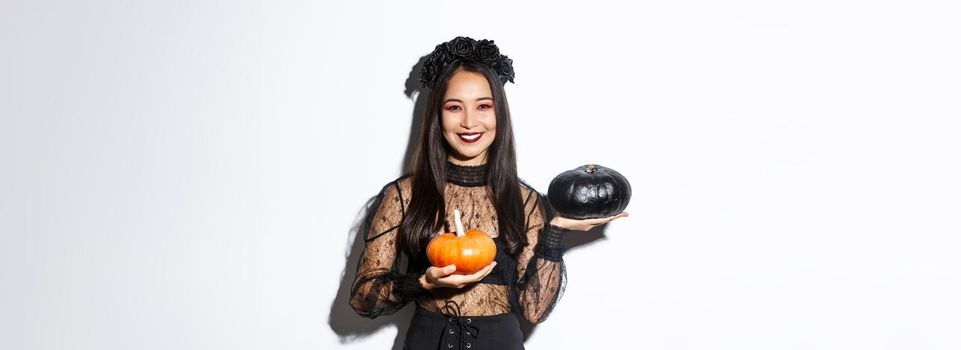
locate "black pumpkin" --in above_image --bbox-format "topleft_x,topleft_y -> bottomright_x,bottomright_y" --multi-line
547,164 -> 631,219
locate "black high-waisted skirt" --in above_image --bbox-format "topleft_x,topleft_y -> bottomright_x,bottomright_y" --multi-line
403,306 -> 525,350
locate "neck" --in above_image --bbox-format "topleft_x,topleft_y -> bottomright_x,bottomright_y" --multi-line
446,160 -> 488,187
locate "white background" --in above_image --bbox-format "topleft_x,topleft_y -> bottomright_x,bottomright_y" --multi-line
2,0 -> 959,349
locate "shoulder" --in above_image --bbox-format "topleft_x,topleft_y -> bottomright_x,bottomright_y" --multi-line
518,178 -> 545,204
518,178 -> 552,218
517,179 -> 549,229
376,174 -> 412,194
373,174 -> 413,211
361,175 -> 413,239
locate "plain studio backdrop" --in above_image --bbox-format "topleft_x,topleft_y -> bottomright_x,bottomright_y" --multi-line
1,0 -> 959,349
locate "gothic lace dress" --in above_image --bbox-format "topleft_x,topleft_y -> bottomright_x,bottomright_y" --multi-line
350,162 -> 569,347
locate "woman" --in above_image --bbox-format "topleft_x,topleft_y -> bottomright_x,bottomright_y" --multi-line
349,36 -> 628,350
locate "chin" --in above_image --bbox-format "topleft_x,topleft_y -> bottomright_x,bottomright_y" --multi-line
452,150 -> 483,161
446,136 -> 494,163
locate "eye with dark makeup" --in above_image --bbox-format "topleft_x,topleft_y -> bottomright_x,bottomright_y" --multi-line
445,104 -> 493,112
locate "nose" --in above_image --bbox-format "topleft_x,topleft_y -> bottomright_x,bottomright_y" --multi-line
460,109 -> 478,129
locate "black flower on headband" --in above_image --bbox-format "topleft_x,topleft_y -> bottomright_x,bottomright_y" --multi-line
419,36 -> 516,88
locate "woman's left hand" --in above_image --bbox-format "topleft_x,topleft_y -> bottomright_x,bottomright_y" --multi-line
549,211 -> 629,231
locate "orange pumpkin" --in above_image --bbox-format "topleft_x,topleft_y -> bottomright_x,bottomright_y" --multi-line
426,209 -> 496,274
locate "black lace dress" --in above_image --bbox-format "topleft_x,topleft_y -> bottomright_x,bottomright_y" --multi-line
350,161 -> 569,350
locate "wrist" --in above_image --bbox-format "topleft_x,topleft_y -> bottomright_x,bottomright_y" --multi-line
394,272 -> 430,299
419,274 -> 433,291
549,217 -> 563,228
547,220 -> 572,232
536,224 -> 567,261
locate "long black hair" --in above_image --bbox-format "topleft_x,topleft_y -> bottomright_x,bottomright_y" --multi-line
399,59 -> 527,258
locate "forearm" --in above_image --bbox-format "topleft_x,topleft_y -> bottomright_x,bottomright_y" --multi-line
518,225 -> 568,323
351,270 -> 429,318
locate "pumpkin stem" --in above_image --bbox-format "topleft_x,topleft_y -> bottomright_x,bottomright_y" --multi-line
453,209 -> 466,237
585,164 -> 597,173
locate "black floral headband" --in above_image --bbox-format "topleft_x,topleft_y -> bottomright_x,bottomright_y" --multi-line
419,36 -> 516,89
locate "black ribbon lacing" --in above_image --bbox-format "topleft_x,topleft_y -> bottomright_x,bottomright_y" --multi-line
440,300 -> 479,349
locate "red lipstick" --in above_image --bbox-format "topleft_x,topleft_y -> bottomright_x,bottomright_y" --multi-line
457,132 -> 483,143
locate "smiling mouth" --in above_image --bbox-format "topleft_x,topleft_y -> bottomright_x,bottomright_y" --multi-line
457,132 -> 483,143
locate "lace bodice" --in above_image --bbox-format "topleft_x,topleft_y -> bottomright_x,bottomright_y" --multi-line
349,162 -> 568,324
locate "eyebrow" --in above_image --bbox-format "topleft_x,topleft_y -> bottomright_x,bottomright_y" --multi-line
443,97 -> 494,104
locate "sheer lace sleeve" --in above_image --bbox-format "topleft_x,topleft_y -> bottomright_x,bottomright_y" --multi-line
349,179 -> 427,319
515,186 -> 568,324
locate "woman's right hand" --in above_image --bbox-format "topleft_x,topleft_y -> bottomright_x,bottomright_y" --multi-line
419,262 -> 497,290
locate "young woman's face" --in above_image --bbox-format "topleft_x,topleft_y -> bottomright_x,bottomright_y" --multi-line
441,69 -> 497,166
